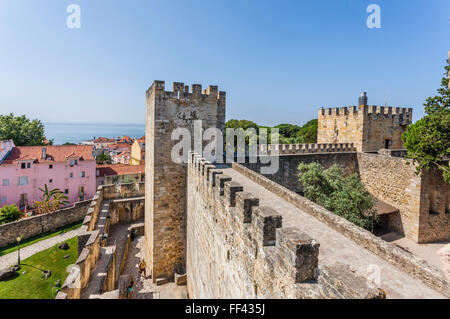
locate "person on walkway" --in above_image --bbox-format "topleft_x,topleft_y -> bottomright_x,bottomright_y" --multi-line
127,280 -> 134,299
138,259 -> 147,278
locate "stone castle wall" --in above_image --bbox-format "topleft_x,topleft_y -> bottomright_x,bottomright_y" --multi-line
357,153 -> 422,240
318,106 -> 412,152
418,164 -> 450,243
186,153 -> 385,299
145,81 -> 226,282
59,182 -> 145,299
231,161 -> 449,297
357,153 -> 450,243
259,143 -> 356,155
241,152 -> 449,244
0,200 -> 91,248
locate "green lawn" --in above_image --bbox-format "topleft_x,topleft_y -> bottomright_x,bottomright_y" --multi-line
0,236 -> 78,299
0,221 -> 82,257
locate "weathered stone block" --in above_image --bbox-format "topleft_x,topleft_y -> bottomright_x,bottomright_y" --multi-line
253,206 -> 282,246
156,277 -> 169,286
276,227 -> 319,283
236,192 -> 259,223
216,174 -> 232,196
224,181 -> 243,207
175,273 -> 187,286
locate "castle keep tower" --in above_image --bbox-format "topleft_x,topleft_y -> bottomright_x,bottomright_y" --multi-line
145,81 -> 226,282
317,94 -> 412,152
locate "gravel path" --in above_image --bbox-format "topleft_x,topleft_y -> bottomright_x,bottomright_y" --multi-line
0,229 -> 80,269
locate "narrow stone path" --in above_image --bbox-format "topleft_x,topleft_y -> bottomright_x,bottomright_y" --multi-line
0,229 -> 80,269
123,236 -> 187,299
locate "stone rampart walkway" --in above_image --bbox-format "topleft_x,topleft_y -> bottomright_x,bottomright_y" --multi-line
0,229 -> 80,269
224,167 -> 446,299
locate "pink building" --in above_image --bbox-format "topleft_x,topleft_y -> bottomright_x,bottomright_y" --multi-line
0,143 -> 96,210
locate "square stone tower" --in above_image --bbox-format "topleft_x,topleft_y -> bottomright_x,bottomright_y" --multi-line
317,105 -> 412,152
144,81 -> 226,282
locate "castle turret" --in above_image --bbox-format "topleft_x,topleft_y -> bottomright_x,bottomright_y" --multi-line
145,80 -> 226,282
318,92 -> 412,152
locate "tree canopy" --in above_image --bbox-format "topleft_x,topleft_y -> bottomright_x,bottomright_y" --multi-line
226,119 -> 259,131
402,61 -> 450,183
225,118 -> 318,145
298,162 -> 376,230
0,113 -> 52,146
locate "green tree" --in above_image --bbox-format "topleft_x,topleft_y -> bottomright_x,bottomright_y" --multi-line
296,119 -> 318,143
402,61 -> 450,183
274,124 -> 302,139
96,152 -> 111,164
0,113 -> 52,146
226,119 -> 259,131
0,205 -> 22,225
34,185 -> 69,214
298,162 -> 376,230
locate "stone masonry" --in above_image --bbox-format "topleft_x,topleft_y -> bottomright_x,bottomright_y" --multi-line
318,105 -> 412,152
186,154 -> 387,298
144,81 -> 226,282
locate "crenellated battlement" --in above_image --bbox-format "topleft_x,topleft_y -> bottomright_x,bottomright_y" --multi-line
259,143 -> 357,155
146,80 -> 226,103
319,105 -> 413,118
318,103 -> 413,152
187,152 -> 385,298
189,152 -> 320,286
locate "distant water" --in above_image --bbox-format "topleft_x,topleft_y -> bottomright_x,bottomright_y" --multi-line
44,123 -> 145,145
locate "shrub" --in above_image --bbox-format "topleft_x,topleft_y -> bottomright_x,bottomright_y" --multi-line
0,205 -> 23,225
298,162 -> 377,230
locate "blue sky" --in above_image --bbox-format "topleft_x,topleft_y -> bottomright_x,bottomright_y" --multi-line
0,0 -> 449,126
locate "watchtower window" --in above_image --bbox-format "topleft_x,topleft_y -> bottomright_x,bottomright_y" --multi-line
385,139 -> 391,149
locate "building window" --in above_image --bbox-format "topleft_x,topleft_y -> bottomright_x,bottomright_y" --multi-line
49,179 -> 53,183
21,162 -> 31,169
0,197 -> 6,204
18,176 -> 29,186
69,173 -> 73,178
69,159 -> 78,167
79,171 -> 85,178
2,179 -> 9,186
49,165 -> 53,169
64,189 -> 69,195
385,139 -> 391,149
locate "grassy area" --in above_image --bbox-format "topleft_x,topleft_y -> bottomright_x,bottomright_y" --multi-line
0,236 -> 78,299
0,221 -> 82,257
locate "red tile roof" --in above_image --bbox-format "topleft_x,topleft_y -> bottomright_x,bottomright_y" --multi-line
94,137 -> 115,143
108,144 -> 132,150
3,145 -> 95,164
97,164 -> 145,177
117,136 -> 133,144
